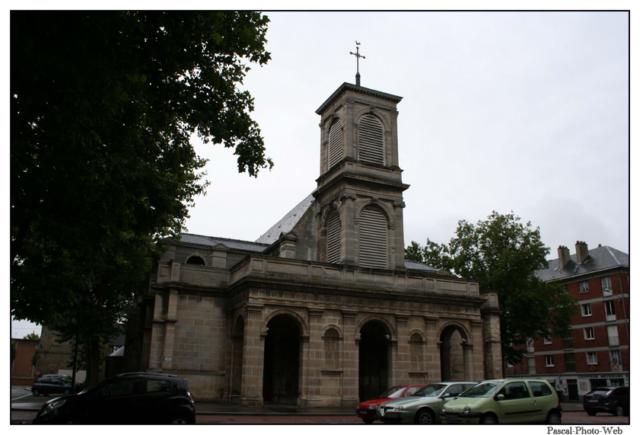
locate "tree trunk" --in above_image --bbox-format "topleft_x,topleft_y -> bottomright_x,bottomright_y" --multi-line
84,336 -> 103,387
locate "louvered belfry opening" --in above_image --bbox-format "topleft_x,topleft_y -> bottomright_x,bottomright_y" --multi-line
358,205 -> 388,268
358,113 -> 384,165
326,209 -> 342,264
328,120 -> 344,169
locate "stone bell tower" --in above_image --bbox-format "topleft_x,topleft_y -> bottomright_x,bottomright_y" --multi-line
314,82 -> 409,270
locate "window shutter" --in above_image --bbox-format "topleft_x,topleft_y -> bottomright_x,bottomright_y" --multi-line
358,206 -> 388,268
328,121 -> 343,169
326,210 -> 342,263
358,114 -> 384,165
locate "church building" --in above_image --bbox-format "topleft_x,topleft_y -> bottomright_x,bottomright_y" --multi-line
125,80 -> 503,407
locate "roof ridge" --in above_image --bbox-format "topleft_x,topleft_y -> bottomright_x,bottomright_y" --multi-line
181,233 -> 269,246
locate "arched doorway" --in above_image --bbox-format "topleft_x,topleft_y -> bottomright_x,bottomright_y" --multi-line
359,320 -> 391,400
230,317 -> 244,400
262,314 -> 301,405
440,325 -> 468,381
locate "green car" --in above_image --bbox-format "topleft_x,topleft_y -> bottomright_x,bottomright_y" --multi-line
377,382 -> 477,424
441,379 -> 562,424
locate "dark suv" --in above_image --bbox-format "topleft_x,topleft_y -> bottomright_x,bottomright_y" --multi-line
34,372 -> 196,424
32,374 -> 73,396
583,386 -> 629,416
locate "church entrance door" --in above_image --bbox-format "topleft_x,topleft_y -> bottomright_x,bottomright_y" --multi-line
359,320 -> 390,401
262,314 -> 301,405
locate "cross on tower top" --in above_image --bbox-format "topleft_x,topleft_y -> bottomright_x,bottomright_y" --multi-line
349,41 -> 366,86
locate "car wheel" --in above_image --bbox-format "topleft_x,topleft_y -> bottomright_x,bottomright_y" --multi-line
481,414 -> 498,424
615,406 -> 624,417
415,409 -> 435,424
170,411 -> 193,425
586,410 -> 596,416
546,411 -> 561,424
361,417 -> 374,424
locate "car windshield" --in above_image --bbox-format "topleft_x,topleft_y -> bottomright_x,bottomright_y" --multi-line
381,386 -> 405,399
412,384 -> 447,397
460,382 -> 501,398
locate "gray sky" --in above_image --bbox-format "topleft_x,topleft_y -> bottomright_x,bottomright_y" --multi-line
10,11 -> 629,339
187,11 -> 629,256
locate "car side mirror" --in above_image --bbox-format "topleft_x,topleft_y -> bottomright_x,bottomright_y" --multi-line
495,394 -> 505,401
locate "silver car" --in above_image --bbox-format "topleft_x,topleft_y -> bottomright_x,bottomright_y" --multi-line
377,382 -> 476,424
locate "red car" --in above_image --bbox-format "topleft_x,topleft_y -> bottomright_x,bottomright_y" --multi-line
356,385 -> 426,424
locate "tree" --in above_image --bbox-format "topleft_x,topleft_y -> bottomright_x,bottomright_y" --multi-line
406,211 -> 575,366
23,332 -> 40,341
11,11 -> 272,385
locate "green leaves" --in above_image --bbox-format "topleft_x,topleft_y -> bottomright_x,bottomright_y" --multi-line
11,11 -> 272,383
406,211 -> 575,365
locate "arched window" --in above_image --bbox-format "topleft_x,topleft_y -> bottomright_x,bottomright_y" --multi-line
186,255 -> 206,266
358,205 -> 388,268
326,209 -> 341,264
323,328 -> 340,369
327,120 -> 344,169
358,113 -> 384,165
410,333 -> 425,372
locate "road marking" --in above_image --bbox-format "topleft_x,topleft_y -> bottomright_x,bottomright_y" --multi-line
12,392 -> 34,401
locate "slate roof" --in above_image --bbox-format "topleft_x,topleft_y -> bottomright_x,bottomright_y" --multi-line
178,233 -> 268,253
255,194 -> 315,244
404,259 -> 442,273
316,82 -> 403,114
536,245 -> 629,282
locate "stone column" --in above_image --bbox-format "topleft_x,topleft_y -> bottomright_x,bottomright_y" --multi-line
241,304 -> 265,406
341,310 -> 359,406
161,290 -> 178,370
394,315 -> 409,386
304,309 -> 324,406
341,195 -> 357,266
481,292 -> 503,379
424,316 -> 440,383
392,200 -> 406,270
471,320 -> 485,381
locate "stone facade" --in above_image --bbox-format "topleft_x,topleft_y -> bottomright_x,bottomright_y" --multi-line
126,82 -> 502,405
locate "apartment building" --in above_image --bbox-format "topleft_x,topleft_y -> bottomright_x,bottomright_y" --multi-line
506,241 -> 629,400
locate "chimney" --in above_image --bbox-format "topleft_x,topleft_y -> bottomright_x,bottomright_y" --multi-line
557,245 -> 570,268
575,241 -> 589,264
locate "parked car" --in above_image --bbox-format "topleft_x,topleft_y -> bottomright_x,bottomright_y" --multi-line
583,386 -> 629,416
32,374 -> 73,396
355,384 -> 426,424
34,372 -> 196,424
377,381 -> 476,424
441,378 -> 562,424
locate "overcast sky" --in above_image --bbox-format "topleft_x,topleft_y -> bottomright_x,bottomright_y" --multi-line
10,11 -> 629,339
188,11 -> 629,256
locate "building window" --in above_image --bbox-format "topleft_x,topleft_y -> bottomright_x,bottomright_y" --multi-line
326,209 -> 342,264
526,337 -> 535,353
601,276 -> 612,296
357,113 -> 385,165
358,205 -> 389,269
185,255 -> 206,265
323,328 -> 340,369
545,355 -> 555,367
579,280 -> 590,294
409,333 -> 425,372
583,327 -> 595,341
580,303 -> 592,317
604,300 -> 616,321
607,325 -> 619,346
327,120 -> 344,169
586,352 -> 598,365
610,350 -> 622,370
543,337 -> 552,345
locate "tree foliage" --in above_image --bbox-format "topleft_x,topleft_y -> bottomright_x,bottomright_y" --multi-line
11,11 -> 272,384
406,211 -> 575,365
